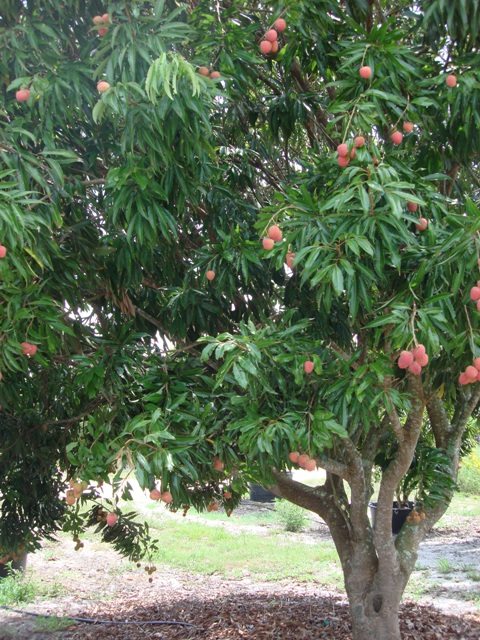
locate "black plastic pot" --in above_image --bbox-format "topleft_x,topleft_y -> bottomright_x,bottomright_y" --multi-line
369,501 -> 414,534
0,552 -> 28,579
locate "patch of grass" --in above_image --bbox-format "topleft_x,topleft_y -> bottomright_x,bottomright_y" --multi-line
274,499 -> 308,532
448,493 -> 480,517
404,573 -> 428,601
151,519 -> 342,585
437,558 -> 455,574
0,571 -> 37,606
34,616 -> 75,632
466,570 -> 480,582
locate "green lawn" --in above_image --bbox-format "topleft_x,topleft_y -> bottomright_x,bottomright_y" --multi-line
150,519 -> 342,584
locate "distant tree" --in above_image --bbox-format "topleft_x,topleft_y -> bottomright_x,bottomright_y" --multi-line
1,1 -> 480,638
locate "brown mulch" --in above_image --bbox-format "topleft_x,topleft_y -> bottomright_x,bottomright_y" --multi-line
4,591 -> 478,640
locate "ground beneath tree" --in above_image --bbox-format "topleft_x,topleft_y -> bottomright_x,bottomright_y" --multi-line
1,500 -> 479,640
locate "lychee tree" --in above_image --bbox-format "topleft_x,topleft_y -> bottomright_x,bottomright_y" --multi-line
1,1 -> 480,638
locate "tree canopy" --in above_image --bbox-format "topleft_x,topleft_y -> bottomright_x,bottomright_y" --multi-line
1,1 -> 480,638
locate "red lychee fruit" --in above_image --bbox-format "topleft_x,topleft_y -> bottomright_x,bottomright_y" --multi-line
465,365 -> 478,381
416,218 -> 428,232
106,512 -> 118,527
267,225 -> 283,242
101,13 -> 110,23
407,201 -> 418,212
338,155 -> 350,168
304,458 -> 317,472
412,344 -> 426,359
210,71 -> 221,79
262,237 -> 275,250
97,81 -> 110,93
92,16 -> 103,25
403,122 -> 414,133
260,40 -> 273,55
285,251 -> 295,269
198,67 -> 210,76
206,270 -> 216,281
350,147 -> 356,160
161,491 -> 173,504
446,74 -> 457,88
150,489 -> 161,501
473,358 -> 480,371
390,130 -> 403,145
415,352 -> 429,367
304,360 -> 314,374
337,143 -> 348,157
223,491 -> 232,500
397,350 -> 414,369
16,89 -> 30,102
213,457 -> 225,472
354,136 -> 365,148
265,29 -> 278,42
408,362 -> 422,376
271,40 -> 279,54
274,18 -> 287,32
359,66 -> 372,79
0,245 -> 6,258
98,27 -> 108,36
66,489 -> 76,506
470,286 -> 480,301
297,454 -> 309,468
288,451 -> 300,464
21,342 -> 37,357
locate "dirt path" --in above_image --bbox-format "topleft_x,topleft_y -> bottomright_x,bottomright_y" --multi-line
0,501 -> 479,639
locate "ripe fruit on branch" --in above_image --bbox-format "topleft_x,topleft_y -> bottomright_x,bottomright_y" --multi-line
297,454 -> 309,468
260,40 -> 273,55
0,245 -> 7,258
92,15 -> 103,24
285,251 -> 295,269
267,225 -> 282,242
262,237 -> 275,250
303,360 -> 314,374
446,74 -> 457,88
97,81 -> 110,93
210,71 -> 221,79
338,155 -> 350,168
416,218 -> 428,232
271,41 -> 279,54
66,489 -> 76,506
470,286 -> 480,301
337,143 -> 348,157
415,352 -> 429,367
474,357 -> 480,371
161,491 -> 173,504
21,342 -> 37,357
359,66 -> 372,79
16,89 -> 30,102
265,29 -> 278,42
459,372 -> 469,385
304,458 -> 316,472
390,130 -> 403,145
206,270 -> 216,281
408,362 -> 422,376
397,351 -> 414,369
98,28 -> 108,36
207,501 -> 219,512
150,489 -> 161,501
403,122 -> 414,133
289,451 -> 300,463
101,13 -> 110,23
223,491 -> 232,500
106,512 -> 118,527
354,136 -> 365,148
465,365 -> 478,381
213,457 -> 225,472
274,18 -> 287,32
198,67 -> 210,76
412,344 -> 426,359
407,201 -> 418,212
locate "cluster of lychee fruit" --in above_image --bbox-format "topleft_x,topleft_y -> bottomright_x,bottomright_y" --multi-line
92,13 -> 110,37
336,135 -> 365,168
458,359 -> 480,385
397,344 -> 429,376
262,224 -> 282,250
149,488 -> 173,503
65,479 -> 88,506
259,18 -> 287,56
288,451 -> 317,471
198,67 -> 221,80
469,283 -> 480,311
21,342 -> 37,357
406,509 -> 426,524
406,201 -> 428,232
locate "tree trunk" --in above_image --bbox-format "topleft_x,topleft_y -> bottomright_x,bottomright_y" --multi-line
345,566 -> 405,640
